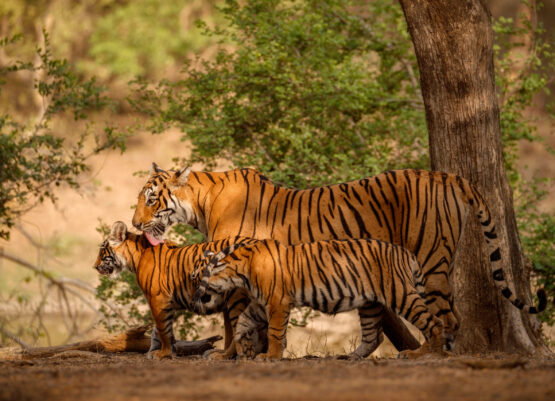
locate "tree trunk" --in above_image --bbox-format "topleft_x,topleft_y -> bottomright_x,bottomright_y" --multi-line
398,0 -> 547,354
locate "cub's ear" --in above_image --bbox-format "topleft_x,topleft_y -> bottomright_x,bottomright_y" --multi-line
150,162 -> 166,175
108,221 -> 128,245
203,250 -> 216,258
172,167 -> 191,186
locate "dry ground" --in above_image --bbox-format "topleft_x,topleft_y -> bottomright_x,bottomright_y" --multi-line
1,353 -> 554,401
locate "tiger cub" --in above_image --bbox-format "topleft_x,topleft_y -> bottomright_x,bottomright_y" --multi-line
93,221 -> 266,360
192,238 -> 446,360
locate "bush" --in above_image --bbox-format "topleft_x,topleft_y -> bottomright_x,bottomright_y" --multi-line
0,33 -> 125,240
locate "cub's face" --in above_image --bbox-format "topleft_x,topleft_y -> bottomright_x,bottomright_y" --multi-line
94,222 -> 134,275
131,163 -> 192,240
94,240 -> 122,275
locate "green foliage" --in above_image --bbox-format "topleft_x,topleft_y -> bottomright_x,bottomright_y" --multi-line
0,33 -> 126,240
516,179 -> 555,324
86,0 -> 217,81
493,2 -> 555,323
131,0 -> 428,188
493,5 -> 554,185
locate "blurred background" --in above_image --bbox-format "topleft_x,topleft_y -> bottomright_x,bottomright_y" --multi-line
0,0 -> 553,356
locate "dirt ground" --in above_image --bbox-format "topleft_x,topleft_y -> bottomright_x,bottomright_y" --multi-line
1,353 -> 554,401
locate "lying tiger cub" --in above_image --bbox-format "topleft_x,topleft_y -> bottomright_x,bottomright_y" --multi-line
93,221 -> 266,360
193,238 -> 446,360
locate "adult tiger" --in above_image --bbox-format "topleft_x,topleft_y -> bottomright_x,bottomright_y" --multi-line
192,238 -> 545,360
93,221 -> 266,360
131,165 -> 520,355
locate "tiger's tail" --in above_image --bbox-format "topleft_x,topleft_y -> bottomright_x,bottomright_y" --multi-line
462,180 -> 547,314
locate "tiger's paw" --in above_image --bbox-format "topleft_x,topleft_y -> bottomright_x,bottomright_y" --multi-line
236,336 -> 257,360
333,353 -> 368,361
398,343 -> 446,359
398,348 -> 426,359
147,349 -> 173,360
203,349 -> 226,360
254,352 -> 280,361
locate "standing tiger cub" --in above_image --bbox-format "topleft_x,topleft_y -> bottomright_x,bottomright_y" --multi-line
93,222 -> 266,359
192,238 -> 446,360
132,165 -> 539,353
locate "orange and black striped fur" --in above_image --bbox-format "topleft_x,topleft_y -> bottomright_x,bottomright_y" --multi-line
132,165 -> 544,353
93,221 -> 266,360
193,238 -> 446,360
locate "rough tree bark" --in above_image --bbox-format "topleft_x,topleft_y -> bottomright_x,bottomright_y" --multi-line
398,0 -> 547,354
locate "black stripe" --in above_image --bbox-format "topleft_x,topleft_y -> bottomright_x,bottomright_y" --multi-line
490,248 -> 501,262
492,269 -> 504,281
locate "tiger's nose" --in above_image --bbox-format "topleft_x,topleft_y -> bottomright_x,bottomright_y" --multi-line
132,215 -> 143,230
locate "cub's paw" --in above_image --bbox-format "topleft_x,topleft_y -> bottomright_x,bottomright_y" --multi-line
236,336 -> 257,360
333,353 -> 365,361
399,345 -> 445,360
147,349 -> 173,360
203,349 -> 228,361
254,352 -> 280,361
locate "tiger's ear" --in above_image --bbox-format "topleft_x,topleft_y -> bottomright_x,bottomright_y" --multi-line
173,167 -> 191,186
150,162 -> 166,175
204,250 -> 215,258
108,221 -> 128,246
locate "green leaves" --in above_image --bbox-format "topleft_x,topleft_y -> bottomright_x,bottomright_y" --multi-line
493,2 -> 555,323
0,33 -> 127,240
87,0 -> 218,81
131,0 -> 427,188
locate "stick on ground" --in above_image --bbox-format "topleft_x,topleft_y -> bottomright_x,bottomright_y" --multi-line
1,326 -> 222,360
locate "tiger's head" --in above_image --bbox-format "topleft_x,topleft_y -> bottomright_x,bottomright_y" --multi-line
132,163 -> 194,242
192,245 -> 248,313
94,221 -> 146,275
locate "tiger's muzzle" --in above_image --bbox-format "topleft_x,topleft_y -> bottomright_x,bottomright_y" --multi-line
95,264 -> 114,275
192,282 -> 214,314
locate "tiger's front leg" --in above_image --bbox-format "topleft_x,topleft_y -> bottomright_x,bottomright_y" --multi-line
351,302 -> 384,359
204,291 -> 252,360
204,309 -> 238,360
255,304 -> 290,361
148,327 -> 176,355
235,302 -> 269,359
147,296 -> 175,360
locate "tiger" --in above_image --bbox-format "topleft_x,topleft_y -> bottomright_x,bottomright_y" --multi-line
191,238 -> 446,360
93,221 -> 267,360
193,238 -> 546,360
131,164 -> 538,355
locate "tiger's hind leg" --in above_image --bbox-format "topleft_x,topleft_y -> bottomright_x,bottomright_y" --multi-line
423,258 -> 460,350
204,290 -> 251,360
235,302 -> 268,359
397,292 -> 445,359
350,302 -> 384,359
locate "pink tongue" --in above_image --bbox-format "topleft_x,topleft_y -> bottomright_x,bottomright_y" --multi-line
145,232 -> 164,246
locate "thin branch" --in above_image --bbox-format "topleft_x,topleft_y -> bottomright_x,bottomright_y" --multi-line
0,326 -> 30,349
0,249 -> 125,323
